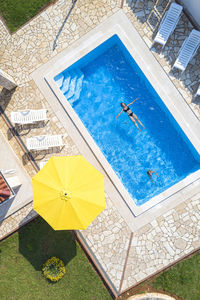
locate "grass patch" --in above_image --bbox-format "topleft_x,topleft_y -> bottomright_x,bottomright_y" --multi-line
120,251 -> 200,300
153,252 -> 200,300
0,217 -> 112,300
0,0 -> 55,32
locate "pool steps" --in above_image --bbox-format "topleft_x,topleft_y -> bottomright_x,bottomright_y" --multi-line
70,73 -> 84,104
56,69 -> 84,104
55,72 -> 64,88
61,71 -> 70,93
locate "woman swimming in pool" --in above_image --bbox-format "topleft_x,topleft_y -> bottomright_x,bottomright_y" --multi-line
147,170 -> 158,182
115,98 -> 145,131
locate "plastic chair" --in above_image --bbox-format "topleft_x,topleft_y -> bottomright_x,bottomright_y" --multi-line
172,29 -> 200,73
153,2 -> 183,48
26,134 -> 64,151
11,109 -> 48,124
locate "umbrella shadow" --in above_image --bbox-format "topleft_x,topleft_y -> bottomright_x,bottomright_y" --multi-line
11,120 -> 50,138
18,216 -> 76,270
22,146 -> 64,167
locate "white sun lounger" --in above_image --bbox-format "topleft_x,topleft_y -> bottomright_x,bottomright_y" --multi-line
26,134 -> 64,151
172,29 -> 200,73
153,2 -> 182,48
11,109 -> 48,124
195,84 -> 200,97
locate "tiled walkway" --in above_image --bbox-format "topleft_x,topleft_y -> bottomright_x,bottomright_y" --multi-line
0,0 -> 199,296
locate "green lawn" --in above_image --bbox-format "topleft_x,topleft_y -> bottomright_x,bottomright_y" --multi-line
153,252 -> 200,300
121,251 -> 200,300
0,0 -> 54,32
0,217 -> 112,300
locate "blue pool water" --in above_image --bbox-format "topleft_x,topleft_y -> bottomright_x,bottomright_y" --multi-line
54,35 -> 200,206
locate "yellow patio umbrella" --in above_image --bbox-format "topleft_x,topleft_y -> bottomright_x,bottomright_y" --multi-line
32,155 -> 105,230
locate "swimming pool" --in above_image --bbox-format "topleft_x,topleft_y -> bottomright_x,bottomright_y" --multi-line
54,35 -> 200,206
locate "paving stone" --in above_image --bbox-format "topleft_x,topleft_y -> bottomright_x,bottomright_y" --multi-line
174,238 -> 187,250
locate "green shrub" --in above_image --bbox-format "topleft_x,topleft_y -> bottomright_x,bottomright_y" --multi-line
42,257 -> 66,282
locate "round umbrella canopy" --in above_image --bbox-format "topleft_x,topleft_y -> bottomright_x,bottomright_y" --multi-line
32,155 -> 105,230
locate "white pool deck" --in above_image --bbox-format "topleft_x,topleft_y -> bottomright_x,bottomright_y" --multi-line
0,1 -> 200,297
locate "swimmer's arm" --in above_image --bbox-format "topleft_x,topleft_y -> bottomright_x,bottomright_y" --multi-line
127,98 -> 139,106
115,109 -> 123,119
153,171 -> 158,177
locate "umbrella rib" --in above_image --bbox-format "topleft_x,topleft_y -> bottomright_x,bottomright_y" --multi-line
72,195 -> 105,208
66,201 -> 85,228
51,157 -> 65,189
72,197 -> 105,211
70,174 -> 104,191
33,196 -> 60,210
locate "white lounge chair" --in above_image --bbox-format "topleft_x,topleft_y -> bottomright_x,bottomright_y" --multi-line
153,2 -> 182,48
172,29 -> 200,73
26,134 -> 64,151
11,109 -> 48,124
195,84 -> 200,97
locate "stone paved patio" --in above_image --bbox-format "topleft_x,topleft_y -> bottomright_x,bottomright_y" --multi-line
0,0 -> 199,297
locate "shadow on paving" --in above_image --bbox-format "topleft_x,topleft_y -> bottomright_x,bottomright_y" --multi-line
0,87 -> 23,142
0,87 -> 16,136
126,0 -> 200,98
0,196 -> 15,225
53,0 -> 78,51
18,216 -> 76,271
22,145 -> 64,167
0,87 -> 16,112
7,120 -> 49,140
192,95 -> 200,110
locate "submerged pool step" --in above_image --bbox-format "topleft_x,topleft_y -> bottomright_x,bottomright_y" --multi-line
64,70 -> 79,99
60,71 -> 71,94
68,71 -> 84,104
64,69 -> 84,103
55,73 -> 64,88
